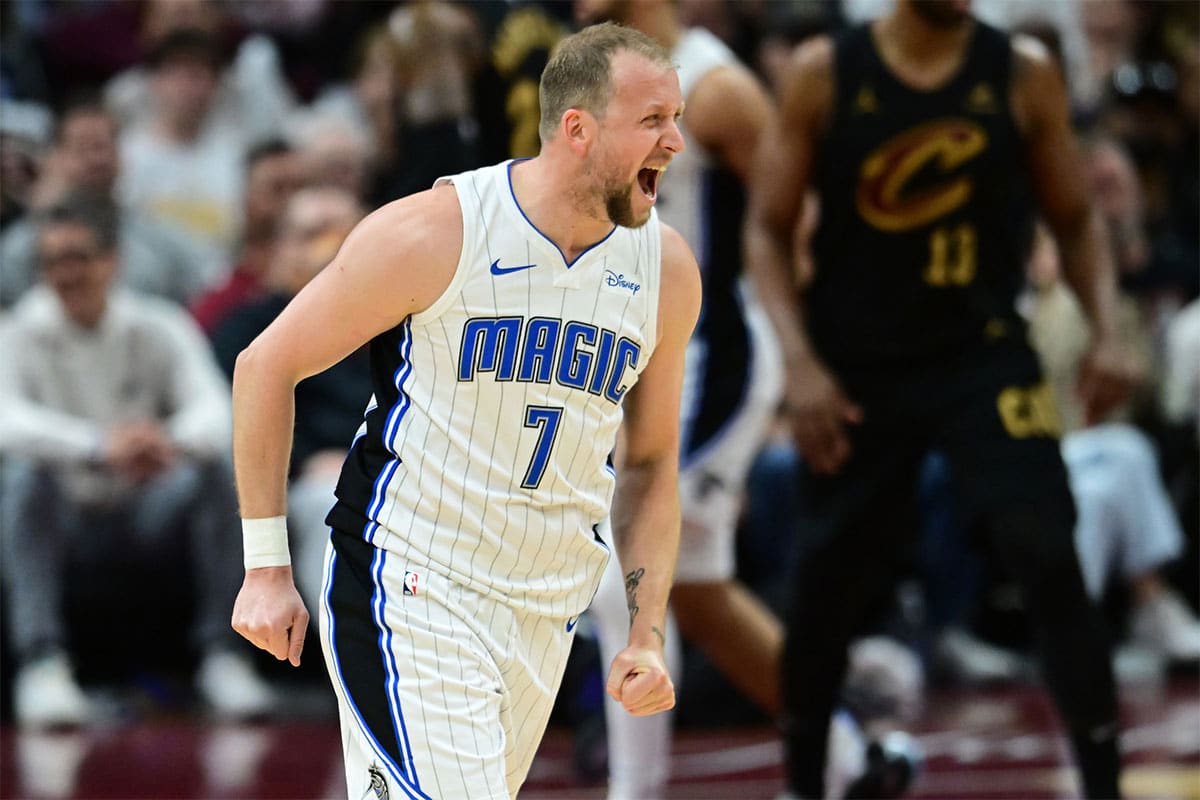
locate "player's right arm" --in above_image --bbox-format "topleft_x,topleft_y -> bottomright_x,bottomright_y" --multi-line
745,37 -> 862,474
231,185 -> 462,666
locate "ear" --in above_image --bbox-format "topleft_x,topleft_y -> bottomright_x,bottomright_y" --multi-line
561,108 -> 597,155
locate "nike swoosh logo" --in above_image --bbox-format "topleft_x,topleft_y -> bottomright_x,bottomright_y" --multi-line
565,615 -> 580,633
490,259 -> 537,276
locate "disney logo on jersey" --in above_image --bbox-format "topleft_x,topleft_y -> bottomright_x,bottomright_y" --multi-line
458,316 -> 642,405
602,270 -> 641,295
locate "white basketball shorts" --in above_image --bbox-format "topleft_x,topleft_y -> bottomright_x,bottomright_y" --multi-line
675,301 -> 783,583
318,530 -> 579,799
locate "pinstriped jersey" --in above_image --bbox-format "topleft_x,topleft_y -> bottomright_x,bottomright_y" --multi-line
327,159 -> 663,616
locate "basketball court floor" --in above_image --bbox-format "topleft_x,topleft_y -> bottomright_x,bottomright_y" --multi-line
1,678 -> 1196,799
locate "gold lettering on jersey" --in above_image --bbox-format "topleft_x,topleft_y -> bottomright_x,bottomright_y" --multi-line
492,8 -> 568,157
856,119 -> 988,232
964,82 -> 999,114
854,84 -> 879,115
923,223 -> 977,287
996,382 -> 1062,439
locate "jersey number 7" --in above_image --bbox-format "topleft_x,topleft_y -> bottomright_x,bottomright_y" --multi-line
521,405 -> 563,489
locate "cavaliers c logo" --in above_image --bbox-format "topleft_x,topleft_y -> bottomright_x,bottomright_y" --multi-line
856,119 -> 987,232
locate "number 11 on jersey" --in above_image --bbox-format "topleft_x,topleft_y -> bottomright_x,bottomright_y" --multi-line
521,405 -> 563,489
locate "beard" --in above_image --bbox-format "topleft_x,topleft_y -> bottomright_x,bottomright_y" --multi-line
909,0 -> 971,29
603,178 -> 650,228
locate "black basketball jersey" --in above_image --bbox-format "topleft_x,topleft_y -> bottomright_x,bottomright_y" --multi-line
808,21 -> 1034,368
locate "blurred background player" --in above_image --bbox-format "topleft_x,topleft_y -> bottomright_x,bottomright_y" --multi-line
748,0 -> 1135,797
576,2 -> 784,798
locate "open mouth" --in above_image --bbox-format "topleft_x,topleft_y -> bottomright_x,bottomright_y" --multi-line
637,166 -> 665,201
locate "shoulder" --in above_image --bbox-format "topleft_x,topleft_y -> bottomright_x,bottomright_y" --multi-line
657,223 -> 702,335
332,182 -> 464,315
1011,32 -> 1062,86
659,223 -> 699,277
777,35 -> 836,127
790,34 -> 837,82
1009,33 -> 1069,135
8,285 -> 60,333
351,183 -> 462,256
688,58 -> 767,112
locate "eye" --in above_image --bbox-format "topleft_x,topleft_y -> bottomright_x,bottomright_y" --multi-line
642,114 -> 661,125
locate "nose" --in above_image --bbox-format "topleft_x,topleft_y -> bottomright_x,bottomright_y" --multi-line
661,119 -> 685,155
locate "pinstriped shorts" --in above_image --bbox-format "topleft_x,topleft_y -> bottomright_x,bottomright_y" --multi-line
318,530 -> 577,800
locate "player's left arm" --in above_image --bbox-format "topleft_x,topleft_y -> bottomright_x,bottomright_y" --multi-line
1013,35 -> 1135,423
606,223 -> 702,717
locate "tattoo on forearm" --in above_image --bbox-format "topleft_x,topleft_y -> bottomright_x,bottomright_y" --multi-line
624,567 -> 645,622
652,626 -> 666,648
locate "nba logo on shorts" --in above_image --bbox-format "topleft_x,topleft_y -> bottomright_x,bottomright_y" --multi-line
403,571 -> 420,596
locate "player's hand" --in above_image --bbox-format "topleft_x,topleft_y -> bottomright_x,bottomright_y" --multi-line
232,566 -> 309,667
104,420 -> 176,482
606,645 -> 675,717
783,354 -> 863,474
1077,334 -> 1138,426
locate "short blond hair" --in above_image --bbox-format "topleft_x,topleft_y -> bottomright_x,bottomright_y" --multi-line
538,22 -> 673,144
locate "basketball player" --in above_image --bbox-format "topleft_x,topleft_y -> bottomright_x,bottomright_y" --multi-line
573,2 -> 784,797
747,1 -> 1133,798
229,23 -> 701,800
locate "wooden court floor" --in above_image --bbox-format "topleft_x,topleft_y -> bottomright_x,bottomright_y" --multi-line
1,678 -> 1196,799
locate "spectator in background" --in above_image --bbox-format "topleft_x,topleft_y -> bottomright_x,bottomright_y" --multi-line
2,101 -> 210,308
191,139 -> 305,334
210,186 -> 368,615
1026,224 -> 1200,666
116,29 -> 252,287
1081,0 -> 1143,110
1163,298 -> 1200,437
288,113 -> 374,203
307,23 -> 442,207
1086,136 -> 1153,281
384,0 -> 484,195
0,98 -> 53,232
0,200 -> 274,727
105,0 -> 295,147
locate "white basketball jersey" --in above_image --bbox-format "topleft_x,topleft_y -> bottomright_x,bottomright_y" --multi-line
328,160 -> 663,616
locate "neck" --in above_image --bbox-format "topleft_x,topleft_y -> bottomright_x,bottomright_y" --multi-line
626,2 -> 681,52
510,155 -> 614,263
67,300 -> 108,330
884,3 -> 972,64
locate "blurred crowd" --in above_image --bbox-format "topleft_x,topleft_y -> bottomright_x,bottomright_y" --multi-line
0,0 -> 1195,773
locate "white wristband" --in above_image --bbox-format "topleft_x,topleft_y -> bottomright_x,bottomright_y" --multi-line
242,516 -> 291,570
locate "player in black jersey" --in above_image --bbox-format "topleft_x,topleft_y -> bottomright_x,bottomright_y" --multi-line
747,1 -> 1134,797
